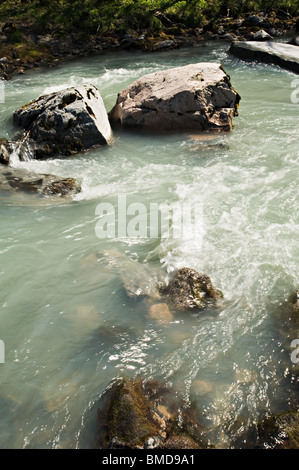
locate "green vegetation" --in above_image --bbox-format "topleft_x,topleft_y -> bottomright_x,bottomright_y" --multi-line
0,0 -> 298,38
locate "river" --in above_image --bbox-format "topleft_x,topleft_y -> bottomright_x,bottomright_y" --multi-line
0,42 -> 298,449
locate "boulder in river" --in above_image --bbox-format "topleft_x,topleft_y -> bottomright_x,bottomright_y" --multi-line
256,410 -> 299,449
161,267 -> 223,311
109,63 -> 240,133
0,165 -> 81,197
13,85 -> 113,159
230,41 -> 299,74
96,378 -> 207,449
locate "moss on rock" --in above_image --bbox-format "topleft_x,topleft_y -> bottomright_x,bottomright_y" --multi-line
96,377 -> 209,449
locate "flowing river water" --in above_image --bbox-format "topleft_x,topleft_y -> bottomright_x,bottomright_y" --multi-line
0,42 -> 298,449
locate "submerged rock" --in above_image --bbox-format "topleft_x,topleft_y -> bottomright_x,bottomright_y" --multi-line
230,41 -> 299,74
109,63 -> 240,133
13,84 -> 113,159
274,291 -> 299,340
100,250 -> 161,300
161,267 -> 223,311
0,165 -> 81,197
153,39 -> 178,51
148,302 -> 173,324
96,378 -> 207,449
273,290 -> 299,377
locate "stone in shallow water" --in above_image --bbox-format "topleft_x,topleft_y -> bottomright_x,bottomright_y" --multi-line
0,138 -> 11,165
109,62 -> 240,133
230,41 -> 299,74
161,267 -> 223,311
13,84 -> 113,159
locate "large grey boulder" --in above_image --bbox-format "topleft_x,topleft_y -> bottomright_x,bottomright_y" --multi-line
109,63 -> 240,133
13,85 -> 112,159
230,41 -> 299,74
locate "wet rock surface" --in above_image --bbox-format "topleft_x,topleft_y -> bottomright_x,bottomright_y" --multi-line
289,36 -> 299,46
256,410 -> 299,449
0,138 -> 11,165
0,14 -> 297,81
13,84 -> 113,159
230,41 -> 299,73
161,267 -> 223,311
109,62 -> 240,133
96,378 -> 207,449
0,165 -> 81,197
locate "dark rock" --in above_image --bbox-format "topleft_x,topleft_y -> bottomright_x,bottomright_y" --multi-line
161,267 -> 223,311
253,29 -> 272,41
148,302 -> 173,324
271,290 -> 299,381
153,39 -> 178,51
96,378 -> 208,449
109,63 -> 240,133
274,290 -> 299,341
0,138 -> 12,165
230,41 -> 299,74
0,165 -> 81,197
242,15 -> 270,28
13,84 -> 113,159
221,33 -> 235,42
256,410 -> 299,449
268,28 -> 280,37
100,249 -> 160,301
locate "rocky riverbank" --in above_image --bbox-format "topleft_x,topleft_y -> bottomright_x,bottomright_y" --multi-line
0,13 -> 298,80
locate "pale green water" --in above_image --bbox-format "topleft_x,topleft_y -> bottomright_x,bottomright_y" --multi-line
0,43 -> 298,449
